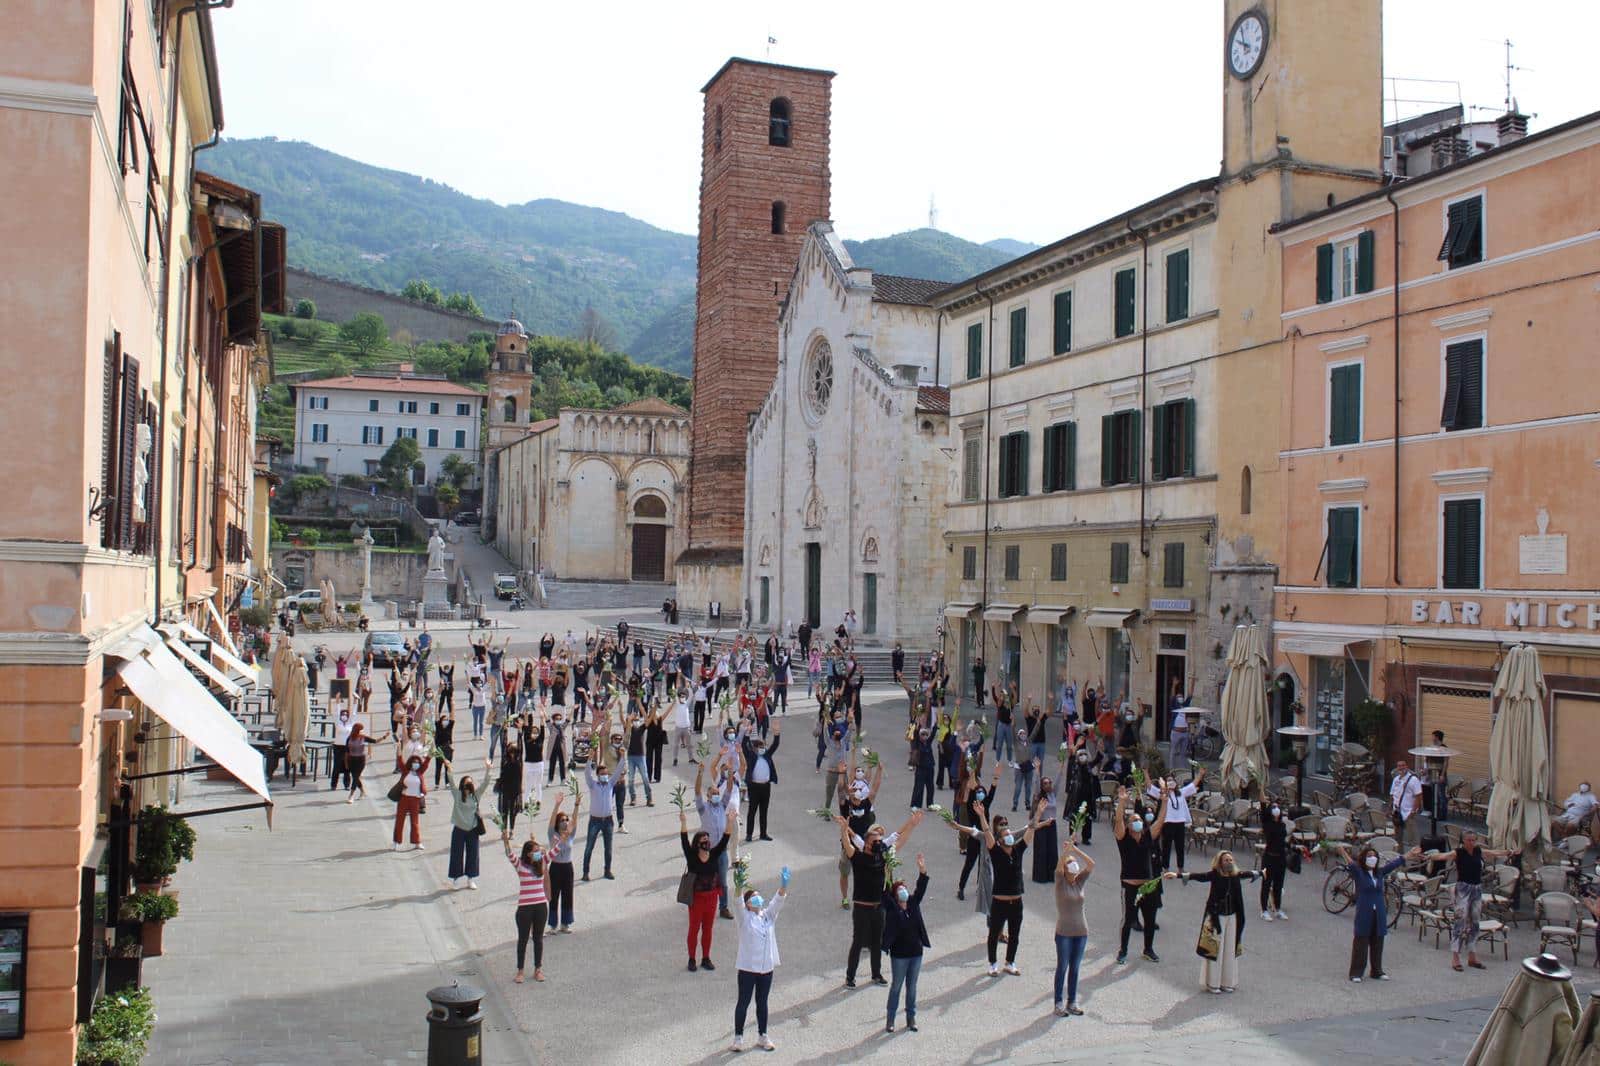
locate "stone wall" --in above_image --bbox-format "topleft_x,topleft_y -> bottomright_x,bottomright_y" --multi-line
286,268 -> 491,342
272,545 -> 435,602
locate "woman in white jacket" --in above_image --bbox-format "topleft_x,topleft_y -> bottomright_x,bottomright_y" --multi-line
732,866 -> 791,1053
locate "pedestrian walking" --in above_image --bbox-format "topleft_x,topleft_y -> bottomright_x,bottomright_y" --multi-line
1258,787 -> 1290,921
502,831 -> 550,984
1180,851 -> 1256,993
448,775 -> 482,889
731,867 -> 790,1052
883,853 -> 930,1033
1053,835 -> 1094,1016
681,803 -> 734,972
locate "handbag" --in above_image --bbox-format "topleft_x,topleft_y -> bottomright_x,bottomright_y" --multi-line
677,872 -> 695,906
1287,847 -> 1303,875
386,779 -> 404,803
1195,915 -> 1220,961
473,815 -> 487,838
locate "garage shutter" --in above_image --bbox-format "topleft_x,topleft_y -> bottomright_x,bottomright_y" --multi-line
1419,684 -> 1493,785
1553,696 -> 1600,802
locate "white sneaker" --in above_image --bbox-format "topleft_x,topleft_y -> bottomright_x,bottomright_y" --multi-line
452,877 -> 465,889
619,826 -> 630,834
730,1036 -> 743,1053
1261,910 -> 1273,921
414,843 -> 425,851
987,963 -> 1000,977
392,842 -> 402,851
468,880 -> 479,890
1275,909 -> 1288,921
1003,963 -> 1021,976
757,1034 -> 775,1051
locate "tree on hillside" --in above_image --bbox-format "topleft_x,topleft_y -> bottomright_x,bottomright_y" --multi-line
444,291 -> 483,316
293,298 -> 317,319
402,279 -> 443,305
299,318 -> 328,343
576,304 -> 617,350
378,436 -> 421,496
339,312 -> 388,356
324,353 -> 352,378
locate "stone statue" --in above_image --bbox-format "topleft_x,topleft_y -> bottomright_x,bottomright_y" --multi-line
427,529 -> 446,573
131,423 -> 152,523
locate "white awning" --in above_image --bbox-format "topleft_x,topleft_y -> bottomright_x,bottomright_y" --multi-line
1024,606 -> 1075,626
202,597 -> 241,658
1085,608 -> 1139,629
161,633 -> 244,697
943,602 -> 981,619
981,603 -> 1024,622
163,620 -> 258,687
108,627 -> 270,801
1278,636 -> 1368,658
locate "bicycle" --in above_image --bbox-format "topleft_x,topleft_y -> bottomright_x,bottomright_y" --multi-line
1190,721 -> 1222,762
1322,862 -> 1403,930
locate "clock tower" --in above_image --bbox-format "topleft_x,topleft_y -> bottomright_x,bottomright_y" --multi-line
1212,0 -> 1383,573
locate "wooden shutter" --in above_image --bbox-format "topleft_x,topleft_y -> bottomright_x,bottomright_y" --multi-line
1443,498 -> 1482,589
1458,340 -> 1484,429
996,434 -> 1012,497
962,435 -> 981,501
1041,425 -> 1058,491
1356,230 -> 1376,293
1330,364 -> 1361,445
1164,542 -> 1184,587
100,334 -> 122,548
1115,269 -> 1136,336
1064,422 -> 1077,490
1327,508 -> 1358,587
1009,307 -> 1026,367
113,355 -> 142,550
1111,541 -> 1129,584
1100,415 -> 1115,486
1181,398 -> 1196,477
1051,543 -> 1067,581
1053,290 -> 1072,354
1315,243 -> 1334,304
966,323 -> 982,379
1165,250 -> 1189,321
1015,431 -> 1029,497
1440,347 -> 1464,428
1450,197 -> 1483,262
1150,404 -> 1168,481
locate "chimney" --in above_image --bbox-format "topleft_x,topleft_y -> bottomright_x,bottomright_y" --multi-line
1496,110 -> 1529,144
891,363 -> 920,386
1432,136 -> 1469,169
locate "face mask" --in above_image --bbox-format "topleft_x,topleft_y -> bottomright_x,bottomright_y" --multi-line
974,791 -> 986,803
748,894 -> 764,910
529,850 -> 542,864
1066,860 -> 1081,876
1130,819 -> 1144,834
1365,856 -> 1379,869
896,887 -> 910,903
724,732 -> 735,741
1003,833 -> 1016,847
1077,754 -> 1088,763
708,794 -> 723,807
1270,806 -> 1281,818
855,769 -> 867,781
597,774 -> 610,785
1583,785 -> 1592,794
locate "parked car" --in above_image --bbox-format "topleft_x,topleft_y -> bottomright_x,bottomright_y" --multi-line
363,631 -> 407,666
281,589 -> 322,610
454,510 -> 480,526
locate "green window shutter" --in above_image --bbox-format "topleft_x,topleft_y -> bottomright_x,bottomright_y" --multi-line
1315,243 -> 1335,304
1100,415 -> 1114,486
1150,405 -> 1168,481
998,434 -> 1013,497
1040,425 -> 1056,492
966,323 -> 982,379
1165,250 -> 1190,322
1009,307 -> 1027,367
1129,410 -> 1142,483
1115,268 -> 1136,337
1111,542 -> 1130,584
1441,345 -> 1465,429
1330,364 -> 1362,445
1328,508 -> 1359,588
1443,498 -> 1483,589
1164,542 -> 1184,588
1053,291 -> 1072,354
1459,340 -> 1484,429
1182,398 -> 1197,477
1016,431 -> 1029,496
1065,422 -> 1077,490
1356,230 -> 1376,293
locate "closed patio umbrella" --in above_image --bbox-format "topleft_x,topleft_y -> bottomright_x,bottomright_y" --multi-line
1560,990 -> 1600,1066
1487,644 -> 1551,853
277,654 -> 309,768
1467,953 -> 1581,1066
1218,624 -> 1270,792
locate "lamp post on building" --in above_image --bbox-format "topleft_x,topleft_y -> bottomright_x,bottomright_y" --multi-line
1408,744 -> 1461,837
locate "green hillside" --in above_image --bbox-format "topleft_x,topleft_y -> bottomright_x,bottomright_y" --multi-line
844,228 -> 1016,282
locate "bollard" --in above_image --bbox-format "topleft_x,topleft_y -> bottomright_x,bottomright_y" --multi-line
425,983 -> 484,1066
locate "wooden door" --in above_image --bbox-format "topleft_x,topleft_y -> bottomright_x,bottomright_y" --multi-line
804,543 -> 821,628
631,524 -> 666,581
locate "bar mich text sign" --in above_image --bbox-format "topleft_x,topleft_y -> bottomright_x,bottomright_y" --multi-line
1411,599 -> 1600,630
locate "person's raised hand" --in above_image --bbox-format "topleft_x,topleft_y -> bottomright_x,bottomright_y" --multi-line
779,866 -> 792,889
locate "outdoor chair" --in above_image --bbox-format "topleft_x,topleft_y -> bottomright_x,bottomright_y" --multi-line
1344,791 -> 1370,815
1484,867 -> 1522,929
1536,892 -> 1585,963
1290,814 -> 1321,850
1476,918 -> 1510,961
1406,875 -> 1448,944
1368,834 -> 1398,854
1450,780 -> 1485,819
1558,836 -> 1592,870
1189,809 -> 1218,855
1469,784 -> 1493,822
1536,864 -> 1572,896
1311,789 -> 1334,811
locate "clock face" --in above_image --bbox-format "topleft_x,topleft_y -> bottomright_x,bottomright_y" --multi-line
1228,11 -> 1267,79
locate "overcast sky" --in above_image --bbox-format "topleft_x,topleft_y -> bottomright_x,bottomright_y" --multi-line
212,1 -> 1594,247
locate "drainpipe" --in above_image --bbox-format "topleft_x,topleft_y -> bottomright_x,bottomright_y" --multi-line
932,309 -> 944,386
976,283 -> 996,669
1385,190 -> 1402,586
1127,219 -> 1151,558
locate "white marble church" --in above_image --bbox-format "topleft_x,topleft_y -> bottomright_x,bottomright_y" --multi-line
743,223 -> 950,649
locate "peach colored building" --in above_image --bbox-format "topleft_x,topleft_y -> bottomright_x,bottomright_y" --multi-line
1271,110 -> 1600,788
0,4 -> 277,1061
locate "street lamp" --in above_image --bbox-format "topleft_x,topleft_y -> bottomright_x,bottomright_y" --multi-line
1276,724 -> 1323,809
1408,744 -> 1460,836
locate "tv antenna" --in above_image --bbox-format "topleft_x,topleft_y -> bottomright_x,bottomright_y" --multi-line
1502,38 -> 1528,113
765,32 -> 776,60
928,194 -> 938,231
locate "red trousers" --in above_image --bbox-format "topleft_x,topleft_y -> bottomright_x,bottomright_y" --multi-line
688,888 -> 719,959
394,795 -> 421,844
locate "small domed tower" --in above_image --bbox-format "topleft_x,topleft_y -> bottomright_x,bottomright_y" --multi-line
486,319 -> 533,448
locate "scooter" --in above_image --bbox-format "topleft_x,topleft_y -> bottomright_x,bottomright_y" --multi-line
508,594 -> 527,611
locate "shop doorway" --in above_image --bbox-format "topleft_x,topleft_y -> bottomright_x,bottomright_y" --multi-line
1155,632 -> 1188,742
1105,629 -> 1132,709
1003,630 -> 1022,693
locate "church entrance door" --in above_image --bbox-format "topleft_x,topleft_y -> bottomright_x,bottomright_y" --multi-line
804,543 -> 821,628
631,524 -> 666,581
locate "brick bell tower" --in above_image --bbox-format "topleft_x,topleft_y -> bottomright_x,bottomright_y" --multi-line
678,58 -> 834,615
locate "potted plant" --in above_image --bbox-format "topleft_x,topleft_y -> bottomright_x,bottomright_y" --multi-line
102,937 -> 143,994
76,986 -> 156,1064
119,893 -> 178,958
132,806 -> 196,891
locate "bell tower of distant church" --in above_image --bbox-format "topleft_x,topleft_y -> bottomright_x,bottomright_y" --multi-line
485,318 -> 533,450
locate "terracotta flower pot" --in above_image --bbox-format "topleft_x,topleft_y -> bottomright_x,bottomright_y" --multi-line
140,919 -> 165,957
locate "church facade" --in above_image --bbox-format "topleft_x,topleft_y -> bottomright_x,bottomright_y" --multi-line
742,224 -> 949,648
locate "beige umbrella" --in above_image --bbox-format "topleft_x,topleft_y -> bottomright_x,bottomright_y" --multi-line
1560,990 -> 1600,1066
1488,644 -> 1551,853
276,655 -> 309,768
1218,624 -> 1270,792
321,578 -> 339,625
1467,953 -> 1582,1066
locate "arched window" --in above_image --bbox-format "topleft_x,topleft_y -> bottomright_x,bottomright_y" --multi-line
1240,465 -> 1253,515
634,495 -> 667,519
768,98 -> 791,147
771,201 -> 786,235
503,396 -> 516,423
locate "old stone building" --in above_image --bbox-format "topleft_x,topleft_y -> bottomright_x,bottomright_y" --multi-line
744,224 -> 949,646
679,58 -> 835,615
493,398 -> 690,584
484,319 -> 535,450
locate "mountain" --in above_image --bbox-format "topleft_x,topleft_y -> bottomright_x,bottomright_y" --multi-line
206,138 -> 1023,373
983,238 -> 1040,258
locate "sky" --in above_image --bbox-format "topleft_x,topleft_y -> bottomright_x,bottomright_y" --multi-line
211,1 -> 1596,247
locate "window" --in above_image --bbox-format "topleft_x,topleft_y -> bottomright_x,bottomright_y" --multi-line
1438,195 -> 1483,268
961,545 -> 977,581
362,425 -> 384,445
1316,231 -> 1376,303
771,201 -> 786,235
1008,306 -> 1027,368
1052,290 -> 1072,355
456,402 -> 471,416
306,395 -> 327,410
1441,338 -> 1484,431
1149,399 -> 1196,481
1003,545 -> 1020,581
400,427 -> 418,440
503,396 -> 517,423
1050,542 -> 1067,582
398,400 -> 417,414
768,98 -> 791,147
1099,410 -> 1142,486
1165,249 -> 1190,322
427,428 -> 439,447
1114,266 -> 1137,338
364,459 -> 381,476
429,402 -> 440,415
1329,362 -> 1362,446
368,399 -> 379,412
1042,421 -> 1076,492
997,430 -> 1029,498
1163,542 -> 1185,588
961,430 -> 981,502
453,429 -> 467,448
311,423 -> 328,444
1240,465 -> 1252,515
1110,541 -> 1130,584
1324,506 -> 1360,588
965,322 -> 982,380
1442,497 -> 1483,590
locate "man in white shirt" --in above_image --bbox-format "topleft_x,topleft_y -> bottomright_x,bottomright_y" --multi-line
1390,761 -> 1425,846
1555,782 -> 1598,836
672,690 -> 694,766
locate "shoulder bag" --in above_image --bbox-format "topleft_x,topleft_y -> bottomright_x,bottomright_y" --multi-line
677,871 -> 695,906
386,779 -> 404,803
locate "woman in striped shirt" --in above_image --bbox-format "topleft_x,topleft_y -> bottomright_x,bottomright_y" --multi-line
503,831 -> 551,983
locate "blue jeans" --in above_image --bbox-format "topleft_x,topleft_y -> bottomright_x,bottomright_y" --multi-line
994,727 -> 1013,763
627,755 -> 652,804
888,954 -> 922,1025
1054,934 -> 1087,1006
487,721 -> 502,759
582,816 -> 614,876
1030,741 -> 1047,765
1012,764 -> 1035,809
471,705 -> 485,737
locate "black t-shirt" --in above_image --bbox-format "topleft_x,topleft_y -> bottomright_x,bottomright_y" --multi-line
1117,831 -> 1159,882
539,636 -> 555,657
1261,810 -> 1289,858
574,662 -> 590,689
990,841 -> 1028,896
995,700 -> 1013,726
1456,845 -> 1486,885
850,846 -> 888,903
628,724 -> 647,757
845,803 -> 875,839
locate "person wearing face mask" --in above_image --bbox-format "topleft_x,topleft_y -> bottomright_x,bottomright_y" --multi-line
837,811 -> 924,988
495,740 -> 524,835
1053,833 -> 1094,1016
1554,781 -> 1598,838
393,752 -> 430,851
433,706 -> 455,790
948,762 -> 1002,901
1113,782 -> 1171,965
731,868 -> 791,1052
1331,842 -> 1423,981
1065,743 -> 1101,846
741,719 -> 782,843
519,709 -> 546,809
882,852 -> 930,1034
1032,770 -> 1061,883
1180,851 -> 1255,993
543,794 -> 578,934
328,699 -> 356,792
503,830 -> 551,983
697,754 -> 740,918
1149,767 -> 1205,874
580,753 -> 618,882
680,802 -> 735,972
976,801 -> 1041,976
908,724 -> 936,811
448,773 -> 484,889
